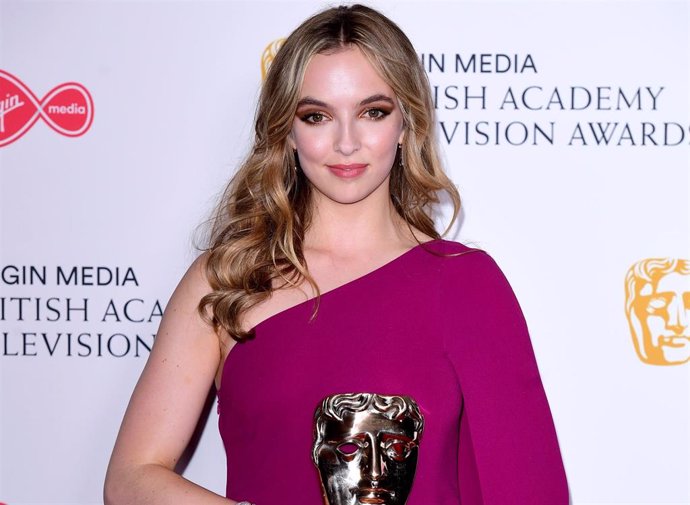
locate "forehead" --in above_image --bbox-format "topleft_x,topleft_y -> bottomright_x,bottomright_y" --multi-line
655,272 -> 690,293
322,410 -> 412,438
300,46 -> 394,102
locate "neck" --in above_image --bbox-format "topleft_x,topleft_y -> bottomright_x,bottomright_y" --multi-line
304,192 -> 417,258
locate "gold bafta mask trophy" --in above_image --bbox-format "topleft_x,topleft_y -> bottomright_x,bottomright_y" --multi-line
625,258 -> 690,365
312,393 -> 424,505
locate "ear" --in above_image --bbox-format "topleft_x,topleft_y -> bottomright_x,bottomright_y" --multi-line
288,131 -> 297,150
398,127 -> 406,145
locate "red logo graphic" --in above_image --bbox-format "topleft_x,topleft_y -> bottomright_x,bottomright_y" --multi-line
0,69 -> 94,147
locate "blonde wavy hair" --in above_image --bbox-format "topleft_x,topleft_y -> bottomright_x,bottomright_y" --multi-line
199,4 -> 461,341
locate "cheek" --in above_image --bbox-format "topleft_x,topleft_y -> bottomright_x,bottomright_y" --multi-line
292,127 -> 330,161
645,316 -> 666,333
369,122 -> 404,154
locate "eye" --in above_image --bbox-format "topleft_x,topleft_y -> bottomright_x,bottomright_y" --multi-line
382,439 -> 414,462
300,111 -> 328,124
336,439 -> 364,457
362,108 -> 389,120
647,295 -> 670,313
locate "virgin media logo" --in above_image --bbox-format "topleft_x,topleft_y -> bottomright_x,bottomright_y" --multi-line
0,69 -> 94,147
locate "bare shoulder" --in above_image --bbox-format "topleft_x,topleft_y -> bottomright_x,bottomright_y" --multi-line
155,253 -> 223,353
165,252 -> 213,315
139,251 -> 221,387
163,252 -> 241,381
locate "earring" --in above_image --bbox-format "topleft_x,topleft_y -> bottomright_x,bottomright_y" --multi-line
397,143 -> 404,168
293,149 -> 299,172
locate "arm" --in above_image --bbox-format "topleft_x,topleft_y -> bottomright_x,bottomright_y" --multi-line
442,251 -> 568,504
104,255 -> 239,504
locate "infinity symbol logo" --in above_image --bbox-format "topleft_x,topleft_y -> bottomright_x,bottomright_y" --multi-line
0,69 -> 94,147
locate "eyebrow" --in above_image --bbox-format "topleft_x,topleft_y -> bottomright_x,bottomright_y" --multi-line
296,94 -> 395,109
360,94 -> 395,106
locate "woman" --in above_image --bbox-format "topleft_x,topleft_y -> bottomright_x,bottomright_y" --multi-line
105,4 -> 568,504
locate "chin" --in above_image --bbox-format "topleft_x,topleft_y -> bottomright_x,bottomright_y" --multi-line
317,191 -> 378,206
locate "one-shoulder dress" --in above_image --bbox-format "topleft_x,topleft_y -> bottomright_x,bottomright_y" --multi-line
217,240 -> 568,504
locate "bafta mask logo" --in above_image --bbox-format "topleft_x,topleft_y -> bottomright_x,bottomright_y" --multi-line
260,38 -> 286,80
625,258 -> 690,365
312,393 -> 424,505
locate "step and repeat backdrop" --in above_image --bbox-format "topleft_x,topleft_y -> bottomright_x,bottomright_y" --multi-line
1,1 -> 688,504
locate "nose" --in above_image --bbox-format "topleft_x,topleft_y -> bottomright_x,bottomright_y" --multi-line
666,295 -> 689,335
334,119 -> 360,156
362,434 -> 383,483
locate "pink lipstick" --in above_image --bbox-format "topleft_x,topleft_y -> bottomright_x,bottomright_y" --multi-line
327,163 -> 367,178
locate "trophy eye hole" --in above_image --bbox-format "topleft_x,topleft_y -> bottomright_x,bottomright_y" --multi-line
336,441 -> 362,456
647,295 -> 669,312
383,440 -> 413,462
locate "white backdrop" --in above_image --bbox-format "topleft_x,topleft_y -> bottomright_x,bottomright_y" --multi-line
1,1 -> 688,504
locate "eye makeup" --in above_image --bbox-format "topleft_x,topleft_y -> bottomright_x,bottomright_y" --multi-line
298,111 -> 329,124
295,94 -> 396,125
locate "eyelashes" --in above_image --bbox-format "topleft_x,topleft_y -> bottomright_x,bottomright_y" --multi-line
362,108 -> 390,120
299,111 -> 326,124
298,107 -> 392,125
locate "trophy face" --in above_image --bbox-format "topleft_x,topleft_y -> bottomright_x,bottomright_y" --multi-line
313,393 -> 424,505
625,260 -> 690,365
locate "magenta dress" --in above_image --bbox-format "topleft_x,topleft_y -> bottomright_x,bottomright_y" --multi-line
217,240 -> 568,504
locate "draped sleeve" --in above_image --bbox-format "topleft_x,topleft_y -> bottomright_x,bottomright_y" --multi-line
440,249 -> 569,504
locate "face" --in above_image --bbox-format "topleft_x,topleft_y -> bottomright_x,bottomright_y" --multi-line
630,271 -> 690,365
289,46 -> 405,209
314,410 -> 420,505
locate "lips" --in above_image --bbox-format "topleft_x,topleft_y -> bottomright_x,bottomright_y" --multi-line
327,163 -> 368,178
658,335 -> 690,347
356,487 -> 393,504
